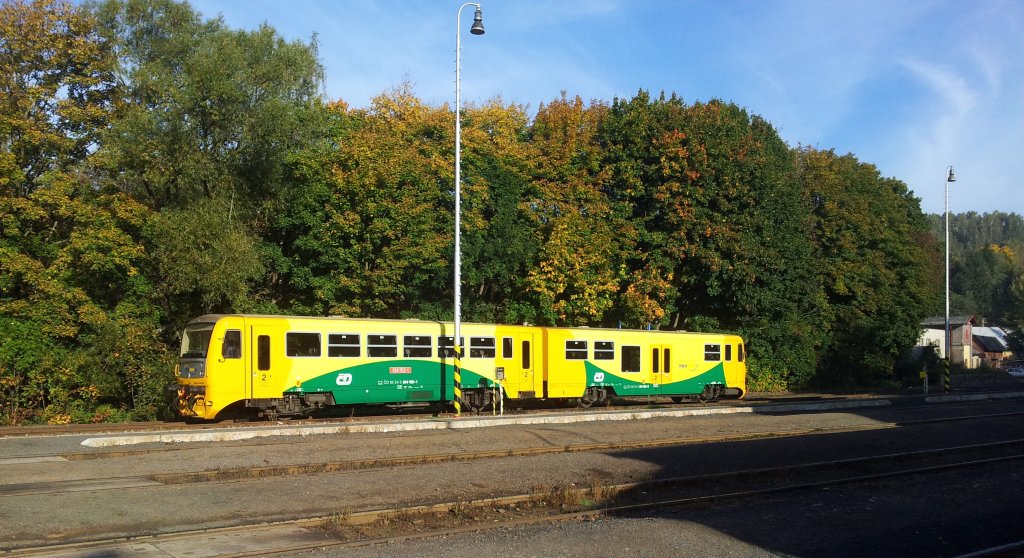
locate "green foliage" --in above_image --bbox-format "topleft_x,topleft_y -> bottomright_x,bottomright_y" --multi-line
92,0 -> 325,211
2,0 -> 984,422
0,0 -> 171,422
0,316 -> 58,424
459,101 -> 540,324
745,361 -> 790,393
928,211 -> 1024,325
931,211 -> 1024,268
265,88 -> 456,318
524,94 -> 621,325
599,94 -> 827,385
0,0 -> 115,197
951,244 -> 1016,323
1007,275 -> 1024,351
796,148 -> 938,385
144,199 -> 265,320
0,174 -> 166,424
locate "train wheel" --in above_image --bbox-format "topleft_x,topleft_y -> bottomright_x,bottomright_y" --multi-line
463,389 -> 490,414
697,384 -> 722,403
577,387 -> 606,409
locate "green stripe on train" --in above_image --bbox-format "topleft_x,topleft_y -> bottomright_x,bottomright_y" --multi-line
584,361 -> 726,396
284,360 -> 490,404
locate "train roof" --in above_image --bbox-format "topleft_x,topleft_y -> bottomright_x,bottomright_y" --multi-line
186,314 -> 741,338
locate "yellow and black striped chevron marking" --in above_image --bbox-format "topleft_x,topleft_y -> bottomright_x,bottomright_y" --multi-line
453,345 -> 462,416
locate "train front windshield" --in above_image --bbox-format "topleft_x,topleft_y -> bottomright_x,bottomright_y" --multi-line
180,323 -> 215,359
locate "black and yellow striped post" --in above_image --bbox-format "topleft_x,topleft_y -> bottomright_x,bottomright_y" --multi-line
453,343 -> 462,416
943,357 -> 951,393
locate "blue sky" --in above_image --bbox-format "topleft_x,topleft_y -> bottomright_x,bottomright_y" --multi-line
190,0 -> 1024,216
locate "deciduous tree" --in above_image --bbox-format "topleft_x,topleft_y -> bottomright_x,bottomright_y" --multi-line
796,147 -> 937,384
0,0 -> 114,196
525,93 -> 622,325
92,0 -> 325,211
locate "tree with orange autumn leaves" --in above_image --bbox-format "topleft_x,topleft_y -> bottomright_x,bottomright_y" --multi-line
597,93 -> 829,386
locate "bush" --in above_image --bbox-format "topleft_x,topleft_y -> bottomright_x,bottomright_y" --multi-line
747,361 -> 789,393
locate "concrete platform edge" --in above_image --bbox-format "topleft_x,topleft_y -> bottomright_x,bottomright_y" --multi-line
80,398 -> 894,448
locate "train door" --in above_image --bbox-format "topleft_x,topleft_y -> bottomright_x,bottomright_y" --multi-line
518,333 -> 537,397
249,323 -> 283,399
497,333 -> 536,398
215,326 -> 247,405
650,344 -> 672,394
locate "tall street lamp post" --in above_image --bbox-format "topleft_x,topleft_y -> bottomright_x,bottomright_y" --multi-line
944,165 -> 955,392
453,3 -> 484,416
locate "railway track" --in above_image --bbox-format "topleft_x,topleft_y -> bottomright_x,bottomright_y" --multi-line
315,438 -> 1024,544
5,397 -> 1024,556
5,407 -> 1024,499
7,436 -> 1024,557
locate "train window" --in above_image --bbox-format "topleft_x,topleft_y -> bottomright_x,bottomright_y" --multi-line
725,344 -> 732,361
328,334 -> 360,357
258,335 -> 270,371
222,330 -> 241,359
180,323 -> 214,358
502,337 -> 513,359
287,332 -> 321,357
438,336 -> 465,358
594,341 -> 614,360
621,346 -> 641,372
403,335 -> 432,358
705,344 -> 722,361
652,348 -> 660,373
470,337 -> 496,358
665,348 -> 671,371
522,340 -> 531,369
739,344 -> 745,362
566,340 -> 588,360
368,334 -> 398,358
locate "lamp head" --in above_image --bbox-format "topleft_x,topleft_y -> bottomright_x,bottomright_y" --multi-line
470,7 -> 485,35
947,167 -> 956,182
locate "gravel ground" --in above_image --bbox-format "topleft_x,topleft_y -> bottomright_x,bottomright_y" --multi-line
3,398 -> 1024,554
281,460 -> 1024,558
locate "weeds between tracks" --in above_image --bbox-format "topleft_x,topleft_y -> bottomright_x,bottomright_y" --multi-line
319,481 -> 618,542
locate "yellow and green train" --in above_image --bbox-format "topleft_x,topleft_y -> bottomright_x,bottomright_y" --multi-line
171,314 -> 747,420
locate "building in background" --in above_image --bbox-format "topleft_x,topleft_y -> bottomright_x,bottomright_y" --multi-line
918,316 -> 977,368
972,326 -> 1013,368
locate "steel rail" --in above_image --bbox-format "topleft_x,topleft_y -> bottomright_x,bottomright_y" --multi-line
7,438 -> 1024,557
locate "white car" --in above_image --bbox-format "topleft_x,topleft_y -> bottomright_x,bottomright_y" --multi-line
1006,367 -> 1024,378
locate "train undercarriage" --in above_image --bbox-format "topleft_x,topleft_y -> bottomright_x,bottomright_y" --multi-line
177,384 -> 743,421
